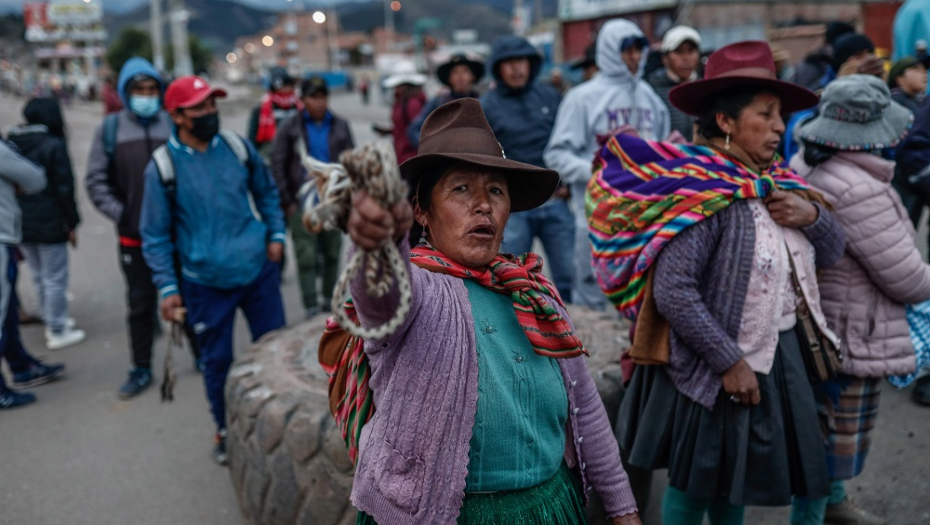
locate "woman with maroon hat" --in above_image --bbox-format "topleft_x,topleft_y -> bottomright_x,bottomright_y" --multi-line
585,41 -> 848,524
326,97 -> 642,524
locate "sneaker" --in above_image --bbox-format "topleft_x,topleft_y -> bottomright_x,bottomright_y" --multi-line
46,327 -> 86,350
12,361 -> 66,388
117,368 -> 153,400
213,429 -> 229,466
0,389 -> 37,409
824,496 -> 886,525
43,318 -> 77,338
912,376 -> 930,407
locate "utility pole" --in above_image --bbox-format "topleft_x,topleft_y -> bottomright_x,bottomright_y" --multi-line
150,0 -> 165,72
384,0 -> 394,52
169,0 -> 193,76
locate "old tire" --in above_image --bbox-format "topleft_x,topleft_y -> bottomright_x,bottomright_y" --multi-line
226,306 -> 636,525
225,318 -> 357,525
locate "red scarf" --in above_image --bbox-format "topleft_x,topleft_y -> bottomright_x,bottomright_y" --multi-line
409,245 -> 587,358
254,92 -> 302,144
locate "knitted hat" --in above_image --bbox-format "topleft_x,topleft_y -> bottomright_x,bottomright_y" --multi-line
832,33 -> 875,71
824,21 -> 855,46
798,74 -> 913,151
888,56 -> 922,88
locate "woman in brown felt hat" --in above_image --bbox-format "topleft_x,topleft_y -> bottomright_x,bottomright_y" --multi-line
341,97 -> 642,524
585,41 -> 848,524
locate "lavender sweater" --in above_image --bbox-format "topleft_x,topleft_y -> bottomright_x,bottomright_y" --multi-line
349,239 -> 638,525
653,200 -> 846,409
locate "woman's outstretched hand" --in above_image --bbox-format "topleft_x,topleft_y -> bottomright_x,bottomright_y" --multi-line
347,189 -> 413,250
614,513 -> 643,525
764,190 -> 818,228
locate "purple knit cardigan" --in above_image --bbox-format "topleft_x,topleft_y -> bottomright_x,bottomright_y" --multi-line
348,239 -> 638,525
653,200 -> 846,409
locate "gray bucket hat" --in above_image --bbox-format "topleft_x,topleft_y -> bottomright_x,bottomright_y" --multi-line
798,74 -> 913,151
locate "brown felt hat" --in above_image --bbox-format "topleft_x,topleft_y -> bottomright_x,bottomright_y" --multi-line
399,98 -> 560,212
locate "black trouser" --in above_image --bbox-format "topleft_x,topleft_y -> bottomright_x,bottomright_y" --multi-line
118,244 -> 199,369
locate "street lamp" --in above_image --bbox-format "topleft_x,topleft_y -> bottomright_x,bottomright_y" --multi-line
262,35 -> 274,47
314,10 -> 339,71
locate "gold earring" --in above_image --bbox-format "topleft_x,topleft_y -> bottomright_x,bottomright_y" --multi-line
725,133 -> 731,151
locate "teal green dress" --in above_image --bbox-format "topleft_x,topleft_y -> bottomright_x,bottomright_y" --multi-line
357,280 -> 587,525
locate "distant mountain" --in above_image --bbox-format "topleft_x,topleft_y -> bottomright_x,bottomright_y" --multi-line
102,0 -> 561,57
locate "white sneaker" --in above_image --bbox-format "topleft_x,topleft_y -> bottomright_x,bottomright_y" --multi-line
47,328 -> 86,350
44,318 -> 77,339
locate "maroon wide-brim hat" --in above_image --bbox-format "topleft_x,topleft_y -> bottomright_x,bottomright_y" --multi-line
669,40 -> 819,116
399,98 -> 559,212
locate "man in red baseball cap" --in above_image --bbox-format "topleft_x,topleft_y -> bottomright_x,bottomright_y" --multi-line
140,75 -> 287,466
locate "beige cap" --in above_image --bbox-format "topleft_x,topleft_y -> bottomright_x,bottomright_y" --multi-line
661,26 -> 701,53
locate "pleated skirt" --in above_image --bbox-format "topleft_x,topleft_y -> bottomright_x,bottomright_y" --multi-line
356,462 -> 587,525
617,329 -> 831,507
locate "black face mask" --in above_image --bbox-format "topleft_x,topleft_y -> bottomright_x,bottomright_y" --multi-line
189,112 -> 220,142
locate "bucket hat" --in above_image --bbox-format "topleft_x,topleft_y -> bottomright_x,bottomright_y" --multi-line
437,54 -> 485,87
798,74 -> 913,151
570,44 -> 597,70
383,60 -> 428,89
669,40 -> 818,116
399,98 -> 559,212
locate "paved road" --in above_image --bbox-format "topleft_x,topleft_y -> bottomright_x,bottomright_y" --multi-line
1,86 -> 928,525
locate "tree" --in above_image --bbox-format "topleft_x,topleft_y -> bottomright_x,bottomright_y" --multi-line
106,27 -> 153,73
106,27 -> 215,75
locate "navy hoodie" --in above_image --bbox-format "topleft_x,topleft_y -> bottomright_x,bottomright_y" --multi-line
480,36 -> 561,169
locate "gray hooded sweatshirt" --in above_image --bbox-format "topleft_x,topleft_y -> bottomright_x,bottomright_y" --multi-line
543,19 -> 670,308
0,140 -> 46,245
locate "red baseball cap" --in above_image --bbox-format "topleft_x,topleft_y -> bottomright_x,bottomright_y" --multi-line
163,75 -> 228,111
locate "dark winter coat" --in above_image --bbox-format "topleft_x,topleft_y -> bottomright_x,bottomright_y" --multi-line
480,36 -> 561,168
7,124 -> 80,244
646,68 -> 697,141
271,110 -> 355,210
84,58 -> 170,241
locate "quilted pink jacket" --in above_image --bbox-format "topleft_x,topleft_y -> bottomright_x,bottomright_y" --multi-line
791,152 -> 930,378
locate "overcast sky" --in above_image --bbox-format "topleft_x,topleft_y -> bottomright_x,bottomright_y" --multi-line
0,0 -> 362,15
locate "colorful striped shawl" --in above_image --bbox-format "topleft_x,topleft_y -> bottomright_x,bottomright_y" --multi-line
319,244 -> 586,463
586,133 -> 811,321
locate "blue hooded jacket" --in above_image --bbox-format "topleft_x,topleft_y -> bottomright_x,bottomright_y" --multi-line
117,57 -> 165,108
480,36 -> 561,169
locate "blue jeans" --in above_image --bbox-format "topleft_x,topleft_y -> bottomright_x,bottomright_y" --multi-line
0,247 -> 39,392
20,243 -> 70,334
500,198 -> 575,303
181,260 -> 286,431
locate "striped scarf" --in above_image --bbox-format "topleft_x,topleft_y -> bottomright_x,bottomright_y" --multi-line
319,244 -> 586,463
586,133 -> 811,321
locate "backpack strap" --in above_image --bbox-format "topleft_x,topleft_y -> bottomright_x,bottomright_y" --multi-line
152,144 -> 175,193
219,130 -> 250,167
103,113 -> 119,158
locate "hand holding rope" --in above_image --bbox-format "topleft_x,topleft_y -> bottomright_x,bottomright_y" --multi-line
298,141 -> 412,340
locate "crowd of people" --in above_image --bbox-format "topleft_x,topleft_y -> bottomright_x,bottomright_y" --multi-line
1,14 -> 929,525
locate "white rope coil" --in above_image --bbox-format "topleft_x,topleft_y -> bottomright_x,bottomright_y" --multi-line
299,140 -> 412,340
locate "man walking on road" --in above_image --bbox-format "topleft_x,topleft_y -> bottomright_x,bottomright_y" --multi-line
140,76 -> 287,465
271,76 -> 354,319
0,139 -> 66,409
481,36 -> 574,302
85,58 -> 199,400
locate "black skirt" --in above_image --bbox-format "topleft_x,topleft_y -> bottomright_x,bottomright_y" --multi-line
617,329 -> 830,507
